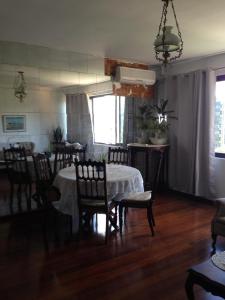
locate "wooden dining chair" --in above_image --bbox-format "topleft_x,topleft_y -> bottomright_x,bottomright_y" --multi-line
108,147 -> 129,165
118,149 -> 164,237
75,159 -> 117,243
54,145 -> 86,177
3,147 -> 32,212
32,153 -> 54,207
32,153 -> 72,245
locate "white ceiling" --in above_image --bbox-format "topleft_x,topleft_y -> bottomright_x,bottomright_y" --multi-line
0,0 -> 225,65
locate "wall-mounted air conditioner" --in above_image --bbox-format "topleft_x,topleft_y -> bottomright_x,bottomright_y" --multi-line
114,66 -> 156,85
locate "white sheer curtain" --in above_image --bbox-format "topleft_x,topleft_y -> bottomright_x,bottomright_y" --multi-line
66,93 -> 94,157
164,69 -> 216,199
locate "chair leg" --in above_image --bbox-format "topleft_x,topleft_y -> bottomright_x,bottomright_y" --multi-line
69,216 -> 73,238
212,234 -> 217,253
124,206 -> 127,224
53,211 -> 60,247
147,206 -> 155,236
25,184 -> 32,211
95,213 -> 98,231
28,183 -> 32,211
42,211 -> 49,252
105,214 -> 109,244
119,205 -> 123,237
150,205 -> 155,226
17,184 -> 22,211
9,183 -> 14,213
115,206 -> 118,227
78,209 -> 83,240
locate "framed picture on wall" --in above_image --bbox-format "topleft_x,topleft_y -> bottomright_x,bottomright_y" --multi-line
2,115 -> 26,132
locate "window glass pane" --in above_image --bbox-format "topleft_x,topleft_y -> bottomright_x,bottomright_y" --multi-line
92,95 -> 125,144
118,97 -> 125,143
93,95 -> 116,144
215,80 -> 225,153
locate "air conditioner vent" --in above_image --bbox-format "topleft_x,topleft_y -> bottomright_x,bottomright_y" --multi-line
114,66 -> 156,85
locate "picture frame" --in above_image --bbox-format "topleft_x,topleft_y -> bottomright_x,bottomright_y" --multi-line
2,115 -> 26,132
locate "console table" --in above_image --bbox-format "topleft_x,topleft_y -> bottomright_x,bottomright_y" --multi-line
127,143 -> 169,190
185,259 -> 225,299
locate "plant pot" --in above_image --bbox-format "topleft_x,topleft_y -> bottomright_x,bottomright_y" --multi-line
150,137 -> 168,145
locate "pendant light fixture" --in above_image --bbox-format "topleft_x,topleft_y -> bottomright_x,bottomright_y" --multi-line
14,71 -> 27,103
154,0 -> 183,65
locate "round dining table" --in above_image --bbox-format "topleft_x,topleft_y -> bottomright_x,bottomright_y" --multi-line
53,164 -> 144,232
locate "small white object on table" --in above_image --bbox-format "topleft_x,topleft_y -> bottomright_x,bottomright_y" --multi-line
53,164 -> 144,232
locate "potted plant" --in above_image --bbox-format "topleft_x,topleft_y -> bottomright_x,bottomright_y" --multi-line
148,99 -> 172,145
149,119 -> 169,145
52,126 -> 64,143
136,99 -> 175,145
50,126 -> 64,153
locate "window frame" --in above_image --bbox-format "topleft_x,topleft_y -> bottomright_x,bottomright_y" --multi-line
91,94 -> 125,145
215,74 -> 225,157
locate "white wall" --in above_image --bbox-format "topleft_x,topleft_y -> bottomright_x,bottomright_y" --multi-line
157,52 -> 225,199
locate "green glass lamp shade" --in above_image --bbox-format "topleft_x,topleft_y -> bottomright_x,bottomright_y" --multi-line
154,26 -> 180,52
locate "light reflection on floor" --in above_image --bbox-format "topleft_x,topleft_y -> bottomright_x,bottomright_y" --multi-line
93,213 -> 107,236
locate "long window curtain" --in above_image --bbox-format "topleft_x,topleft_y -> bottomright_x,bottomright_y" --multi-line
164,69 -> 216,199
123,96 -> 136,145
66,93 -> 94,157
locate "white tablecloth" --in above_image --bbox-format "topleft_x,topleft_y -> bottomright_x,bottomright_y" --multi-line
53,164 -> 144,232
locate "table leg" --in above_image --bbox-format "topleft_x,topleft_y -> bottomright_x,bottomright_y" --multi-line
185,273 -> 195,300
130,148 -> 135,167
119,204 -> 123,236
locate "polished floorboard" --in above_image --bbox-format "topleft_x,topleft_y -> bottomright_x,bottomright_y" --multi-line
0,180 -> 224,299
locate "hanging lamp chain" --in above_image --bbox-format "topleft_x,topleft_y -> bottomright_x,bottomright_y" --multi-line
171,0 -> 183,56
155,0 -> 170,63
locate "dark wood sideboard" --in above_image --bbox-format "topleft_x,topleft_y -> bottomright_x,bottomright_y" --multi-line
127,143 -> 169,190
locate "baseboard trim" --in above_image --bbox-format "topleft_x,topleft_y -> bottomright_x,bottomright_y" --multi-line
164,189 -> 215,206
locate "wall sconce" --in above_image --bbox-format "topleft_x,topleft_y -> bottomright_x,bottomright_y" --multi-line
14,71 -> 27,103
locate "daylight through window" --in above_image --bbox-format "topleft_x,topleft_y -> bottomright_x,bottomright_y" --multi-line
215,75 -> 225,155
91,95 -> 125,144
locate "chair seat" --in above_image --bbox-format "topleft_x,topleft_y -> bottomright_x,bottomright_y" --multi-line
119,190 -> 154,236
121,191 -> 152,203
80,198 -> 113,207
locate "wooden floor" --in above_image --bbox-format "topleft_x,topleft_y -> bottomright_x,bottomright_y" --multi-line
0,177 -> 224,299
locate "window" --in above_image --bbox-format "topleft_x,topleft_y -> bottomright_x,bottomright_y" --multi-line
215,75 -> 225,157
91,95 -> 125,144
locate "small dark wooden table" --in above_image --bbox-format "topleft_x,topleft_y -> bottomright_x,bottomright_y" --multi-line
127,143 -> 169,190
185,259 -> 225,299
